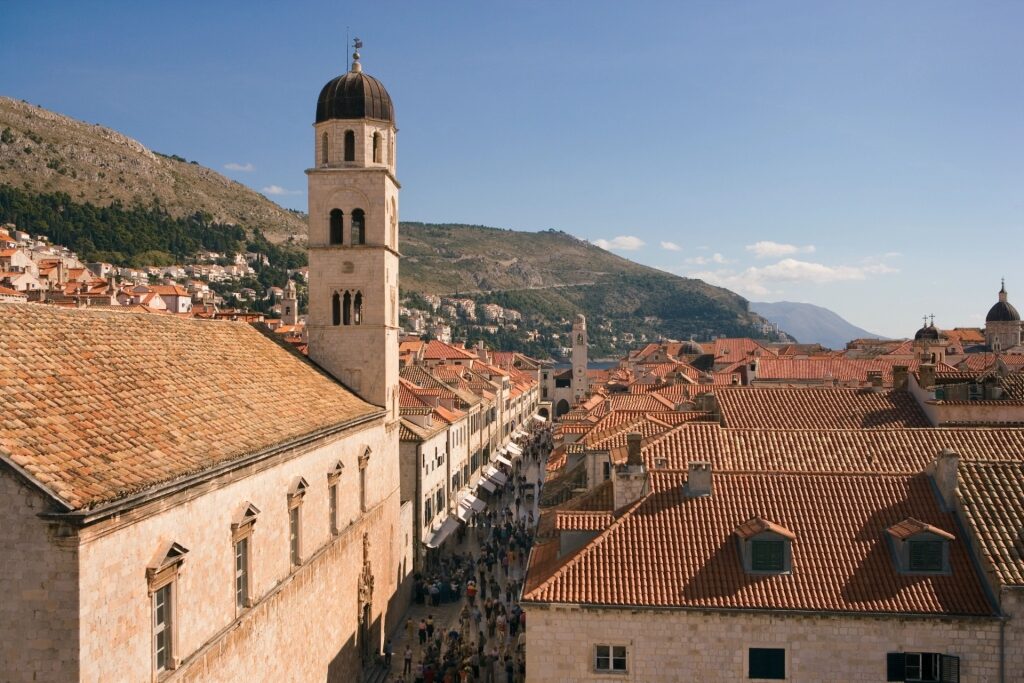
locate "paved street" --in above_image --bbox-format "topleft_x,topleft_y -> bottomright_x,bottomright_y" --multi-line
376,431 -> 550,683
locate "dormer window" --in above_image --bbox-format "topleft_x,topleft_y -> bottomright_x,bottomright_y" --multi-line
735,517 -> 795,575
887,518 -> 954,574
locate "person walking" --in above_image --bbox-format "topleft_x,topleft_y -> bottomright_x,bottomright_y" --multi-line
419,618 -> 428,646
404,644 -> 414,676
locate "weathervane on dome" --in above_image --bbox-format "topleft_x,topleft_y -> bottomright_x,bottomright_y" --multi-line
351,37 -> 363,72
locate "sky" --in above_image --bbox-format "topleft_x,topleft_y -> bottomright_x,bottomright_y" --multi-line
2,1 -> 1023,338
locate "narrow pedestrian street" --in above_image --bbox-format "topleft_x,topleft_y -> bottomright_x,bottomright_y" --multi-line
373,427 -> 552,683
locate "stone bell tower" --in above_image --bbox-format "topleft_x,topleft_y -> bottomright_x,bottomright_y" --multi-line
572,313 -> 589,402
306,44 -> 400,422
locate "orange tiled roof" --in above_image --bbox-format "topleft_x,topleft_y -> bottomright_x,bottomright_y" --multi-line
523,470 -> 993,615
423,340 -> 477,360
715,387 -> 931,429
958,460 -> 1024,586
0,304 -> 378,510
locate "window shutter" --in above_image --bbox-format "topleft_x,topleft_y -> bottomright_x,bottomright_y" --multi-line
886,653 -> 906,681
909,539 -> 943,571
940,655 -> 960,683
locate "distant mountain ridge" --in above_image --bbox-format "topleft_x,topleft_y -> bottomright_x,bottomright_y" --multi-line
751,301 -> 884,349
0,97 -> 305,242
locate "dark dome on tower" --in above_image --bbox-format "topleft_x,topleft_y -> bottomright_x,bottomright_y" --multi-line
986,281 -> 1020,322
315,59 -> 393,124
914,324 -> 940,341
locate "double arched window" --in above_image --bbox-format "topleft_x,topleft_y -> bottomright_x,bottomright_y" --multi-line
344,130 -> 355,162
332,290 -> 364,327
352,209 -> 365,245
329,209 -> 343,245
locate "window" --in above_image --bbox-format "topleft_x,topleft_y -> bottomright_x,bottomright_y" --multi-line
424,498 -> 433,524
887,652 -> 959,682
594,644 -> 627,672
343,291 -> 352,325
329,481 -> 339,535
372,132 -> 381,163
344,130 -> 355,161
321,132 -> 329,165
332,292 -> 341,326
602,461 -> 611,481
329,209 -> 343,245
234,537 -> 249,611
909,540 -> 943,572
354,291 -> 363,325
289,505 -> 301,567
352,209 -> 365,245
751,539 -> 785,572
748,648 -> 785,680
154,583 -> 173,673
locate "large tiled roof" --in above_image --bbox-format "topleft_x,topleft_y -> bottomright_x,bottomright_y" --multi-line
958,460 -> 1024,586
0,304 -> 379,510
715,387 -> 932,429
523,470 -> 993,615
643,423 -> 1024,473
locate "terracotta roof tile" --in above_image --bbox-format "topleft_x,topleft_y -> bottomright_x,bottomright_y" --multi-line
958,460 -> 1024,586
715,387 -> 932,429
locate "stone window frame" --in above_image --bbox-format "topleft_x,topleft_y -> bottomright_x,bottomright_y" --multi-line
887,651 -> 960,682
230,502 -> 260,613
359,446 -> 371,512
146,541 -> 188,677
748,647 -> 786,680
593,643 -> 628,673
737,531 -> 793,575
886,522 -> 954,576
328,461 -> 344,536
288,477 -> 308,569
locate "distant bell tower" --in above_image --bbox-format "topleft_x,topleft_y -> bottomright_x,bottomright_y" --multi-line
282,279 -> 299,326
571,314 -> 589,402
306,42 -> 400,422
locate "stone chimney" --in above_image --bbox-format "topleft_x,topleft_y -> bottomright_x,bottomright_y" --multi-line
613,432 -> 648,510
892,365 -> 909,390
918,363 -> 936,390
929,449 -> 959,509
685,462 -> 712,497
867,370 -> 883,392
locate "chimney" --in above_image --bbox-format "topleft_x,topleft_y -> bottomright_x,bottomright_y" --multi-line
929,449 -> 959,509
685,462 -> 712,497
626,432 -> 643,466
867,370 -> 883,392
918,363 -> 936,390
893,365 -> 909,390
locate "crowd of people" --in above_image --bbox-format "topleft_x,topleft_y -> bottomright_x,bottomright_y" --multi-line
387,422 -> 552,683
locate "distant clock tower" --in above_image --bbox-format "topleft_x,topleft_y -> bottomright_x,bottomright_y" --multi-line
572,314 -> 589,402
306,45 -> 400,423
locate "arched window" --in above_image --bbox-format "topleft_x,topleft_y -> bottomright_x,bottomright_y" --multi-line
352,209 -> 365,245
329,209 -> 343,245
332,292 -> 341,326
343,291 -> 352,326
354,291 -> 363,325
372,132 -> 381,163
321,132 -> 329,166
344,130 -> 355,161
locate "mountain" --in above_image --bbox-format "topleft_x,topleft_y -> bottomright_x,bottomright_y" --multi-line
0,97 -> 305,243
750,301 -> 884,349
400,223 -> 773,355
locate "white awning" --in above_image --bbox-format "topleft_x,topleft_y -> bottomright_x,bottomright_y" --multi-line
477,478 -> 497,494
425,516 -> 460,549
511,429 -> 527,440
491,453 -> 513,468
484,465 -> 508,487
505,442 -> 524,457
459,493 -> 487,514
532,415 -> 547,423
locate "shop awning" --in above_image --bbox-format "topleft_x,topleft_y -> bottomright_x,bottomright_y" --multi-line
532,414 -> 547,423
425,516 -> 460,549
505,442 -> 524,457
460,493 -> 487,514
511,429 -> 527,440
491,453 -> 513,468
477,478 -> 497,494
484,465 -> 508,487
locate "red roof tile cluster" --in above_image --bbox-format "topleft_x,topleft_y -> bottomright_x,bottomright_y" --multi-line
958,460 -> 1024,586
715,387 -> 932,429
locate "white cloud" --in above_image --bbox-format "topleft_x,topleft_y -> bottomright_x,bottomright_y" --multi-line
592,235 -> 645,251
745,241 -> 816,259
660,241 -> 682,252
224,162 -> 255,172
685,252 -> 730,266
261,185 -> 302,196
689,258 -> 899,298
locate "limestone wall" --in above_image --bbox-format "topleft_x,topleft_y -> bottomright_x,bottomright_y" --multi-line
525,604 -> 1001,682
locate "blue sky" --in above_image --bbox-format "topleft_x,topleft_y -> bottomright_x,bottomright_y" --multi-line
3,1 -> 1022,338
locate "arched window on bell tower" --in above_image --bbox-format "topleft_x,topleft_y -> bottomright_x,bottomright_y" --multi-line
344,130 -> 355,161
321,132 -> 329,166
343,291 -> 352,325
329,209 -> 344,245
372,132 -> 382,163
332,292 -> 341,326
352,209 -> 366,245
354,291 -> 363,325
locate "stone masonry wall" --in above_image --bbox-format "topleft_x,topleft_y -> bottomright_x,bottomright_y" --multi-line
0,469 -> 80,683
526,605 -> 1002,682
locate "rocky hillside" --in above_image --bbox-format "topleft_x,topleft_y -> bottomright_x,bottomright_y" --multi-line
0,97 -> 305,242
751,300 -> 885,349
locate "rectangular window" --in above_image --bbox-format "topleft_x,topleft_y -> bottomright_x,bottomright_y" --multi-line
748,648 -> 785,679
751,539 -> 785,571
908,540 -> 943,572
594,644 -> 627,672
234,537 -> 249,610
889,651 -> 958,682
289,505 -> 301,567
153,584 -> 173,672
329,482 -> 339,535
602,461 -> 611,481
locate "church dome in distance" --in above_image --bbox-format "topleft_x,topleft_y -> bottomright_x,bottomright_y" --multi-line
914,324 -> 940,341
315,50 -> 393,124
986,280 -> 1020,322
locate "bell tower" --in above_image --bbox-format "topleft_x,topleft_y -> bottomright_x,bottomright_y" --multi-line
572,314 -> 589,402
306,44 -> 400,422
